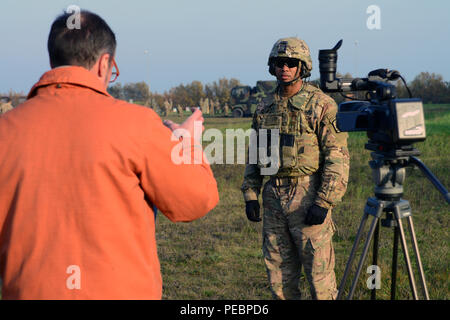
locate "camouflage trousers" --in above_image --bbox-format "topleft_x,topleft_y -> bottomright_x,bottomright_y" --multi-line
262,174 -> 338,300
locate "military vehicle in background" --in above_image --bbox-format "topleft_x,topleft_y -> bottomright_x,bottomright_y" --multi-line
230,80 -> 277,117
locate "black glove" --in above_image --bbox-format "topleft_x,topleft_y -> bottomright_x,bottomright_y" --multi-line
245,200 -> 261,222
304,204 -> 328,225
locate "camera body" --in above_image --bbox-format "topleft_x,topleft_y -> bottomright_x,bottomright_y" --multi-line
337,99 -> 426,145
318,40 -> 426,156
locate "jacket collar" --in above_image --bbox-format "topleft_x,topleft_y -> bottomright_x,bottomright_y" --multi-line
288,83 -> 319,110
27,66 -> 112,99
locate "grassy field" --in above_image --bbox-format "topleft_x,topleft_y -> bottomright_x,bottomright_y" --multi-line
0,104 -> 447,300
157,104 -> 449,300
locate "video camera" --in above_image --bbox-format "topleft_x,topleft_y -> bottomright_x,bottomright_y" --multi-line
321,43 -> 449,302
318,40 -> 426,157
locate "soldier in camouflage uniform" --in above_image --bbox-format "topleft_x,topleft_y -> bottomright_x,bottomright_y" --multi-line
241,37 -> 350,300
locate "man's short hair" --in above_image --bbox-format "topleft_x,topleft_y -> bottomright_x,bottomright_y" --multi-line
48,10 -> 116,69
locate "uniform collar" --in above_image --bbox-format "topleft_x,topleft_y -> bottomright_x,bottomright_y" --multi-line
27,66 -> 112,99
288,82 -> 316,110
272,82 -> 306,109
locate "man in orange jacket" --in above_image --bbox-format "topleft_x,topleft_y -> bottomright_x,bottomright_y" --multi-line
0,10 -> 219,299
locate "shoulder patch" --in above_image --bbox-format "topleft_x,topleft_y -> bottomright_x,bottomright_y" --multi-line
311,91 -> 338,122
330,117 -> 341,133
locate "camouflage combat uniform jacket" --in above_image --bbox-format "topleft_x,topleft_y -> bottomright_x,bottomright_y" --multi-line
241,82 -> 350,210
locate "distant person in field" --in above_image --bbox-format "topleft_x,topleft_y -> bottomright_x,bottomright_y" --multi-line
0,101 -> 13,114
0,9 -> 219,299
241,37 -> 350,300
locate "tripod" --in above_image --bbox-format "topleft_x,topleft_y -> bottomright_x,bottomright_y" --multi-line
337,149 -> 449,300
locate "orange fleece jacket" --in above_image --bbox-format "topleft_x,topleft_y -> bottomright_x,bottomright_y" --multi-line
0,66 -> 219,299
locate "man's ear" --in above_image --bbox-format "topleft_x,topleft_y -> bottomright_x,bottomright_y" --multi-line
98,53 -> 111,78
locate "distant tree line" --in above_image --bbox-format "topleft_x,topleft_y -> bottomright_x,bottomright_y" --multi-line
107,78 -> 242,115
396,72 -> 450,103
1,72 -> 449,115
311,71 -> 450,105
107,71 -> 450,116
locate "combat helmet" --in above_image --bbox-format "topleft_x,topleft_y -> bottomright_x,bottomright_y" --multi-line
268,37 -> 312,79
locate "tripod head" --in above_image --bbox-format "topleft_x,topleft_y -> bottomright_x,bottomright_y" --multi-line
369,149 -> 450,204
369,152 -> 407,201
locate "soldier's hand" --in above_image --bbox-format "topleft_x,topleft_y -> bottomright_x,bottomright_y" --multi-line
304,204 -> 328,225
245,200 -> 261,222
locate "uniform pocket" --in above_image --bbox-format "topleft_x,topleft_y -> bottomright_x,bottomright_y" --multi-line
257,113 -> 282,170
308,222 -> 333,252
280,133 -> 297,169
296,113 -> 320,174
259,113 -> 283,129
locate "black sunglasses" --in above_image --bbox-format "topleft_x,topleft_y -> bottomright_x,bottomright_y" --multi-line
274,58 -> 299,68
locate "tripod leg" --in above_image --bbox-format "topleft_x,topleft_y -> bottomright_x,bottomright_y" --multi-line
406,216 -> 430,300
370,220 -> 380,300
396,216 -> 419,299
347,215 -> 380,299
391,226 -> 399,300
337,211 -> 370,300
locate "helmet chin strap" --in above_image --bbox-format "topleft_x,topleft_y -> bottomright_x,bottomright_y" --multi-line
278,65 -> 302,86
279,75 -> 301,86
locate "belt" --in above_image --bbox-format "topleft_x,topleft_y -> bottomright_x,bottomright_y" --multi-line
269,173 -> 316,187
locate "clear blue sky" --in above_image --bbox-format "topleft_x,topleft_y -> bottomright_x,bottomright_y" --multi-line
1,0 -> 449,94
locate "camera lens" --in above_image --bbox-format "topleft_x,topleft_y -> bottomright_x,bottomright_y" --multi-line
319,49 -> 338,83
